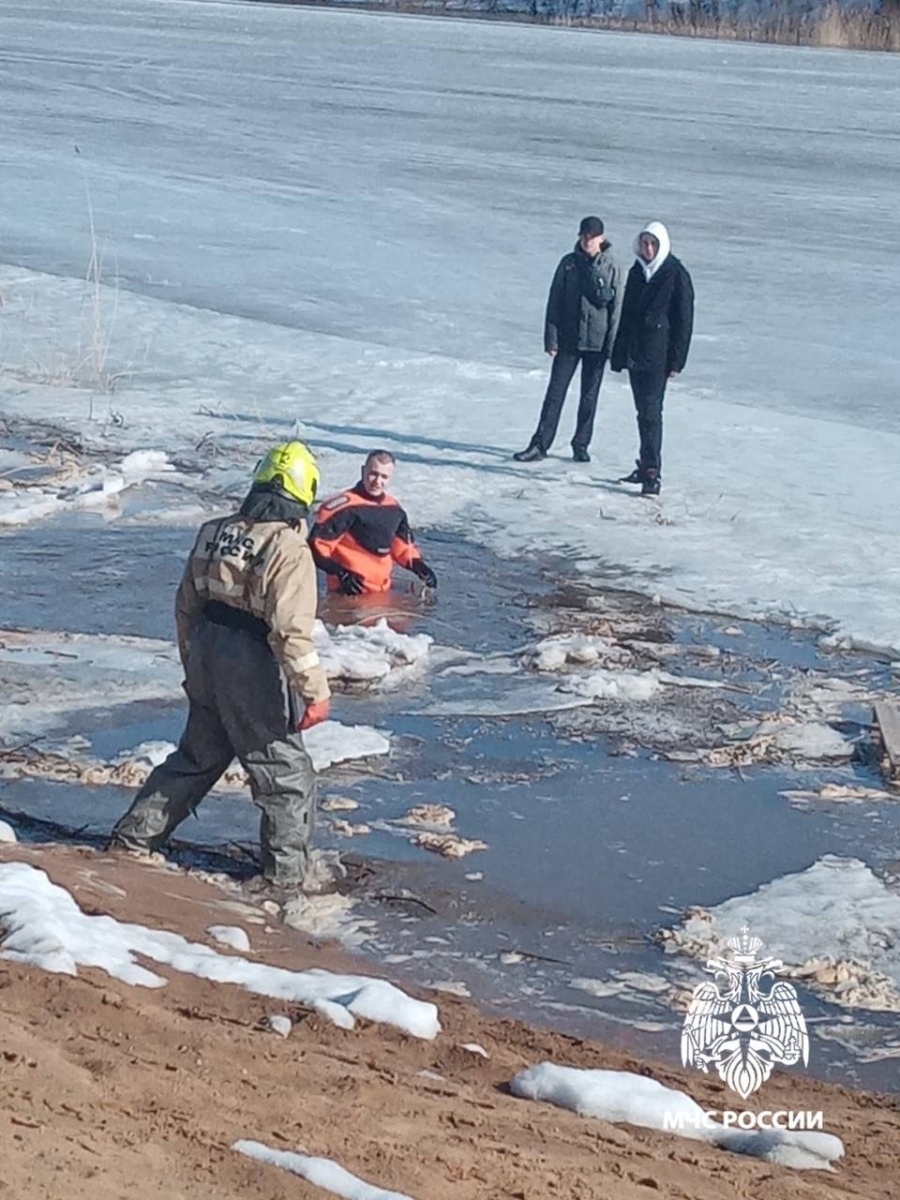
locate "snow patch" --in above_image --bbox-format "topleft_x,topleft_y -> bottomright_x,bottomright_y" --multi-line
207,925 -> 251,953
562,667 -> 664,704
510,1063 -> 843,1171
0,862 -> 439,1038
0,821 -> 17,845
233,1140 -> 415,1199
313,998 -> 357,1030
118,449 -> 176,480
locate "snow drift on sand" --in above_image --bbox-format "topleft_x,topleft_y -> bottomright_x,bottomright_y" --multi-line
0,861 -> 439,1039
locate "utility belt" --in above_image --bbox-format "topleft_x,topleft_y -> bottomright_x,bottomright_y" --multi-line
203,599 -> 270,643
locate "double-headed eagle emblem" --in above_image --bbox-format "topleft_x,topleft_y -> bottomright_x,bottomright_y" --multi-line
681,926 -> 809,1098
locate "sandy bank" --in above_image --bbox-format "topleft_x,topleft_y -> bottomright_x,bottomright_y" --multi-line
1,843 -> 898,1198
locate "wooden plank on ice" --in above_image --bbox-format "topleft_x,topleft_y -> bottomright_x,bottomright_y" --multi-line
874,701 -> 900,783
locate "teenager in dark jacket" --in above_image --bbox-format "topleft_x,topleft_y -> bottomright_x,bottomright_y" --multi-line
514,216 -> 623,464
611,221 -> 694,496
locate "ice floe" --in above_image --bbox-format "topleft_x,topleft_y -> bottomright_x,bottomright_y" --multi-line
317,618 -> 431,691
523,633 -> 633,672
665,717 -> 853,768
320,796 -> 361,813
410,832 -> 487,860
662,856 -> 900,1011
0,618 -> 425,744
779,783 -> 897,807
328,819 -> 372,838
302,721 -> 390,772
0,861 -> 439,1038
560,667 -> 665,703
0,724 -> 389,788
0,629 -> 183,741
392,804 -> 456,831
570,971 -> 670,1001
0,449 -> 177,528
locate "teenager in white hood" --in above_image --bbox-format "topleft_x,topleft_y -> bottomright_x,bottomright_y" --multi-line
610,222 -> 694,495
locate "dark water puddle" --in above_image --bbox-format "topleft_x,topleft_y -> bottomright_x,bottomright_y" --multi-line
2,512 -> 899,1093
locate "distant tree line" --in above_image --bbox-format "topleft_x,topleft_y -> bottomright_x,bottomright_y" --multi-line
285,0 -> 900,49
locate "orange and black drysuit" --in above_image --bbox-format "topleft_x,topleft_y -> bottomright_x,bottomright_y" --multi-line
309,483 -> 437,595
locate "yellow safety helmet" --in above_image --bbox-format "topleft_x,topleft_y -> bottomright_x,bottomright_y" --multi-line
252,441 -> 320,508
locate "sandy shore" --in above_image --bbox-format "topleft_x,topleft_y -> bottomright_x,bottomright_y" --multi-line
1,842 -> 898,1199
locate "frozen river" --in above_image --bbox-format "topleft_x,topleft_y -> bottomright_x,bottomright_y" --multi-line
1,1 -> 898,431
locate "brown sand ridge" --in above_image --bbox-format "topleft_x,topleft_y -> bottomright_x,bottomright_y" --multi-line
1,843 -> 898,1199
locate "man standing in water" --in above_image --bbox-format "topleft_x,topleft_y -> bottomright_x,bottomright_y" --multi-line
111,441 -> 330,889
310,449 -> 437,595
611,221 -> 694,496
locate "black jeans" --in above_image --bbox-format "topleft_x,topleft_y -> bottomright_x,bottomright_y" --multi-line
629,368 -> 668,475
531,351 -> 606,453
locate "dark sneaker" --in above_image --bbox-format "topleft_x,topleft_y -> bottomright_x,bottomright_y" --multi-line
619,461 -> 644,485
572,448 -> 590,463
513,445 -> 546,463
641,473 -> 661,497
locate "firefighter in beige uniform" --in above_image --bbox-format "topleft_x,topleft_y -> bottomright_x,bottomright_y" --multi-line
112,442 -> 330,887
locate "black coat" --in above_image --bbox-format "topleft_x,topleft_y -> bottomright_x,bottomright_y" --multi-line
544,243 -> 623,355
610,255 -> 694,375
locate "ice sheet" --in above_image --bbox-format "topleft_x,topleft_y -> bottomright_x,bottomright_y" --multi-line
0,629 -> 392,760
0,8 -> 898,651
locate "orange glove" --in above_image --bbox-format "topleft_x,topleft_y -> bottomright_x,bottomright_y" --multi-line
298,698 -> 330,731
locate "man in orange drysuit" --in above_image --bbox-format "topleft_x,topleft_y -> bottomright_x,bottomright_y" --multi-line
309,450 -> 438,595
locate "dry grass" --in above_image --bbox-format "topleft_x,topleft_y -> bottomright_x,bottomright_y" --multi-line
0,168 -> 126,393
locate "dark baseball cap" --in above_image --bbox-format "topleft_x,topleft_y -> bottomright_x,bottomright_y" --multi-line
579,216 -> 605,237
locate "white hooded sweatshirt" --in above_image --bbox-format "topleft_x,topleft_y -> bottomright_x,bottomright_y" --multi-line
635,221 -> 671,282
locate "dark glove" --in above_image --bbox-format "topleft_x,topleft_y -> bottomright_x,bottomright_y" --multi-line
337,569 -> 365,596
411,560 -> 437,589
